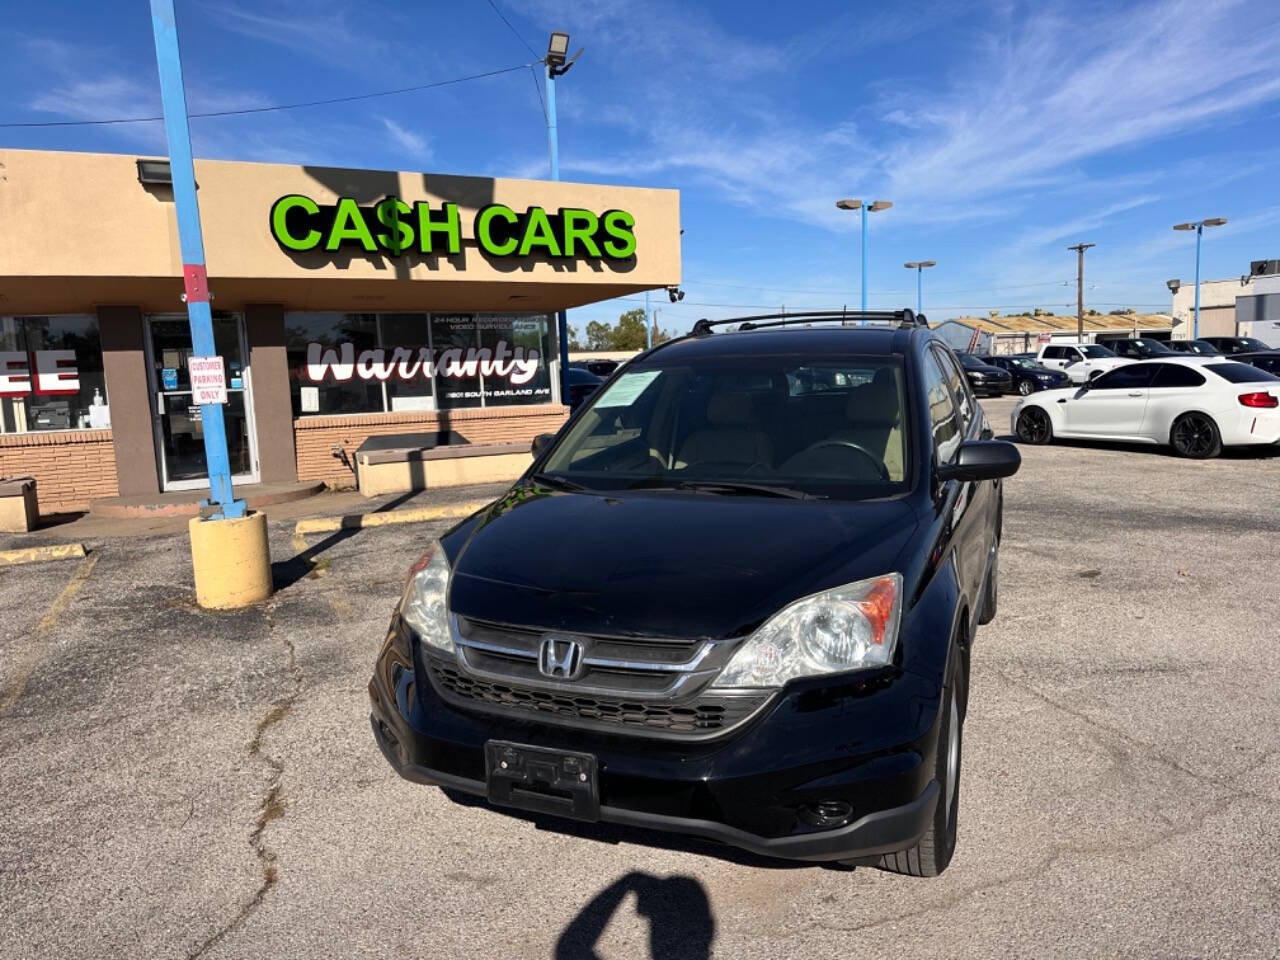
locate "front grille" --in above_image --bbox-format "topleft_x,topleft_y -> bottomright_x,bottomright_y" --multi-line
428,660 -> 769,738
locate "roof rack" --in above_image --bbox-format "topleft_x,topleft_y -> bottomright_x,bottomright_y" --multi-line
690,309 -> 927,336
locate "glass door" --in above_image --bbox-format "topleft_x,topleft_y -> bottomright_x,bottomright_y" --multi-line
145,314 -> 259,490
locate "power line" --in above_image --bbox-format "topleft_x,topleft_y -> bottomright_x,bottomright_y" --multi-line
0,61 -> 537,128
690,278 -> 1078,296
528,64 -> 548,124
484,0 -> 540,58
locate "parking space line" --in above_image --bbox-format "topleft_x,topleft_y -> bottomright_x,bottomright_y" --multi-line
0,553 -> 98,718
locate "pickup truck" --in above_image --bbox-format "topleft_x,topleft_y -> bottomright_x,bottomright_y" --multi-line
1036,342 -> 1132,384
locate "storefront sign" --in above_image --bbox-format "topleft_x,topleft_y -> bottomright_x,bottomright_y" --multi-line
304,340 -> 541,386
270,195 -> 636,262
0,351 -> 80,397
189,356 -> 228,405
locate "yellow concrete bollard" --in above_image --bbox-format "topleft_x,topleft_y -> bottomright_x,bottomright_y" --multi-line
188,511 -> 273,609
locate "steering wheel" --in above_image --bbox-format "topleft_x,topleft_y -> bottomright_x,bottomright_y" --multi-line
784,440 -> 889,481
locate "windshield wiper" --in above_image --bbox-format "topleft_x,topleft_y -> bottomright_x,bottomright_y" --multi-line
629,477 -> 822,500
529,472 -> 590,493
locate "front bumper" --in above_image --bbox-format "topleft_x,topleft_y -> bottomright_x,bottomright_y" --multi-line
369,618 -> 943,863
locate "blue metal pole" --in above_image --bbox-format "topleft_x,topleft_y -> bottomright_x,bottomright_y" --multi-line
546,66 -> 570,404
149,0 -> 244,519
645,290 -> 651,350
916,266 -> 923,316
860,205 -> 869,323
1193,223 -> 1203,340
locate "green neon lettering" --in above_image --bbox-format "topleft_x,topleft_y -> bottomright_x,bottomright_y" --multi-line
416,201 -> 462,255
270,194 -> 321,251
601,209 -> 637,259
325,197 -> 377,252
560,208 -> 601,258
375,197 -> 414,255
476,204 -> 519,256
517,206 -> 562,257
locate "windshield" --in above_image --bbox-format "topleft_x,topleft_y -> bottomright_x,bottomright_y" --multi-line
1138,339 -> 1172,353
1006,357 -> 1037,369
1080,345 -> 1116,358
958,353 -> 984,369
539,356 -> 910,500
1239,338 -> 1269,352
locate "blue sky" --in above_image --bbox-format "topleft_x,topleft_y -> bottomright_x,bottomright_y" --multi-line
4,0 -> 1280,335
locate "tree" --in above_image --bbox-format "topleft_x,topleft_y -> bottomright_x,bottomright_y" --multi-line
567,325 -> 585,351
584,320 -> 614,351
580,308 -> 675,352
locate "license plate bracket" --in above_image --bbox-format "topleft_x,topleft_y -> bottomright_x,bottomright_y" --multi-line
485,740 -> 600,822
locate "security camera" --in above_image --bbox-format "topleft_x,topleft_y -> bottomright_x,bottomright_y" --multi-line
1166,279 -> 1180,293
667,286 -> 685,303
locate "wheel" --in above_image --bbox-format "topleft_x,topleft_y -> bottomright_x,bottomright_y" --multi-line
876,643 -> 966,877
1170,413 -> 1221,459
978,545 -> 998,625
1015,407 -> 1053,444
1017,379 -> 1034,396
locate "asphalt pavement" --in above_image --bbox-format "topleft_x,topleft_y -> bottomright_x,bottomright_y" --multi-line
2,399 -> 1278,959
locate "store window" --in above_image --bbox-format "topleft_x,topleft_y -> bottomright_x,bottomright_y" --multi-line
284,312 -> 553,417
0,315 -> 109,433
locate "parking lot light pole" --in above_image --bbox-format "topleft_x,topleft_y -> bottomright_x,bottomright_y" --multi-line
1173,219 -> 1227,339
836,199 -> 892,322
149,0 -> 243,521
904,260 -> 936,316
545,31 -> 581,406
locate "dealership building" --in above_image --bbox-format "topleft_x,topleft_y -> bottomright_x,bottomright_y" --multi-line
0,148 -> 681,514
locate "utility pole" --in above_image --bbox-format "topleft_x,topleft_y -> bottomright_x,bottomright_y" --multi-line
544,32 -> 581,406
1067,243 -> 1095,341
644,289 -> 651,350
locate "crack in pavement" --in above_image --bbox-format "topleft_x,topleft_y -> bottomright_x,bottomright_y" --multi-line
187,604 -> 303,960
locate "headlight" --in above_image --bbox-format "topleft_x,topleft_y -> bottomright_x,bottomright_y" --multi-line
712,573 -> 902,688
399,541 -> 453,652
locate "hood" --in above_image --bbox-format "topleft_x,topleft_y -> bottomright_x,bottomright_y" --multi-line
446,486 -> 920,641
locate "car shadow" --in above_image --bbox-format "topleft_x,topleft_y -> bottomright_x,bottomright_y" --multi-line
555,871 -> 715,960
1001,433 -> 1280,460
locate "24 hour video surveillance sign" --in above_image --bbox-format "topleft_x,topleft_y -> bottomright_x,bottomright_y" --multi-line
269,195 -> 637,261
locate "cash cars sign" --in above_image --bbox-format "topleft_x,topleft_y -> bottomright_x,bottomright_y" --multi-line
269,195 -> 637,261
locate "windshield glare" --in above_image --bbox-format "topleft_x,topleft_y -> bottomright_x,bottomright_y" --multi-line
1080,345 -> 1115,358
539,356 -> 910,500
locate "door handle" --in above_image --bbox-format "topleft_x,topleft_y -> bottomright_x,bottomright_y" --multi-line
1127,391 -> 1143,397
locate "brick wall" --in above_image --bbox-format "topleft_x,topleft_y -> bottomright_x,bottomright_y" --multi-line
294,404 -> 569,489
0,430 -> 119,514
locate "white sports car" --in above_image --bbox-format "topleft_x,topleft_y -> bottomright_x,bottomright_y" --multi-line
1011,357 -> 1280,458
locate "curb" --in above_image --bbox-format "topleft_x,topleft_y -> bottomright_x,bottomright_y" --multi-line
293,500 -> 493,536
0,543 -> 88,567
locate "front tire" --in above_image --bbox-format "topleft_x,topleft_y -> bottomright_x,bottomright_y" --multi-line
1170,412 -> 1222,459
876,644 -> 966,877
1015,406 -> 1053,444
1017,379 -> 1034,396
978,546 -> 998,625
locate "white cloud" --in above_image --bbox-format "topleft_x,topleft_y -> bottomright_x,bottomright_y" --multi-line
378,116 -> 432,162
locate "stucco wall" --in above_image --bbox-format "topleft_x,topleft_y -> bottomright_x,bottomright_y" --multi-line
0,148 -> 681,314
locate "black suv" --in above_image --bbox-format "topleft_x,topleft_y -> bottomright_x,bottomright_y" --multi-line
370,310 -> 1021,877
1109,337 -> 1174,359
1198,336 -> 1271,355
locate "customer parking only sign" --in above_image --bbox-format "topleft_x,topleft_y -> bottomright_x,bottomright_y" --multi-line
189,356 -> 228,405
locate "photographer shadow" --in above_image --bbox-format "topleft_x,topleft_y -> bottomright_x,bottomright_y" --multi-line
555,871 -> 714,960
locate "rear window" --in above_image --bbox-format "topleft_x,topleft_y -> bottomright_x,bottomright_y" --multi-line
1207,363 -> 1280,384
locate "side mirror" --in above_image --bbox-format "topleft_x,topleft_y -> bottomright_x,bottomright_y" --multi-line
937,440 -> 1021,483
1073,384 -> 1091,398
531,433 -> 555,458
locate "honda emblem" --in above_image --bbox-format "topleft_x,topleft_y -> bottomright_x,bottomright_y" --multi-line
538,636 -> 584,680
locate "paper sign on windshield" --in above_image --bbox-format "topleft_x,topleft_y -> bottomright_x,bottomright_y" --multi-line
593,370 -> 661,407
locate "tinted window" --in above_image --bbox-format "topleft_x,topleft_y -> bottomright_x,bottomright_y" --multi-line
1092,365 -> 1156,389
1254,357 -> 1280,375
1206,363 -> 1280,384
1043,346 -> 1065,359
934,347 -> 976,431
1151,364 -> 1207,388
922,350 -> 962,464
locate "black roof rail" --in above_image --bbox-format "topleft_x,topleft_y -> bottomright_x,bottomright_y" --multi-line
690,309 -> 928,336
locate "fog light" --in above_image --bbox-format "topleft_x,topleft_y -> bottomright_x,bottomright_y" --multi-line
800,799 -> 854,827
